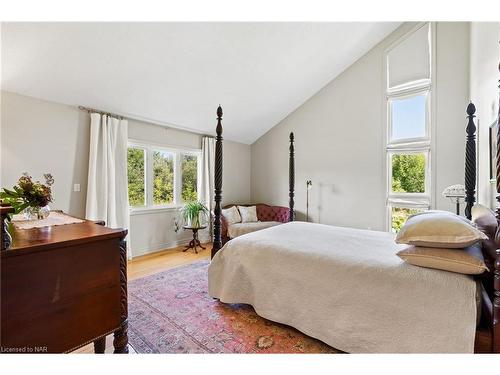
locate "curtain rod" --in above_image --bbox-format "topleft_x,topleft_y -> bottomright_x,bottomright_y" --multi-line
78,106 -> 125,120
78,105 -> 216,139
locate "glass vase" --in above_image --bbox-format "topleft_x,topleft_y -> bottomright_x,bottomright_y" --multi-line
23,206 -> 50,220
23,207 -> 40,220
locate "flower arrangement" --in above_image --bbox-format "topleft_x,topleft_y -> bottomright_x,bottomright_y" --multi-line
0,173 -> 54,219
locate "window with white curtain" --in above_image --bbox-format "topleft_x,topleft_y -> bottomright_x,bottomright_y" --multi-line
385,23 -> 433,232
127,140 -> 201,211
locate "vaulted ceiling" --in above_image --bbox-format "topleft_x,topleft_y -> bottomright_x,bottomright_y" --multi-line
1,22 -> 401,144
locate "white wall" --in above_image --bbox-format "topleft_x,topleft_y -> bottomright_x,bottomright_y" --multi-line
470,22 -> 500,209
251,22 -> 471,230
434,22 -> 472,213
1,91 -> 90,218
0,91 -> 251,257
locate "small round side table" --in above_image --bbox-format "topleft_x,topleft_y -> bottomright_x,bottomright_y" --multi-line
182,225 -> 207,254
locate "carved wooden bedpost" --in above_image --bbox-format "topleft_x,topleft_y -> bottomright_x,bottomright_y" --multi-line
1,205 -> 14,251
493,63 -> 500,353
289,132 -> 295,222
211,106 -> 223,259
113,237 -> 129,353
494,249 -> 500,353
464,102 -> 477,220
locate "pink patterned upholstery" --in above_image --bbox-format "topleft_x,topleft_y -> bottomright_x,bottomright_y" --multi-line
256,204 -> 289,223
220,203 -> 290,244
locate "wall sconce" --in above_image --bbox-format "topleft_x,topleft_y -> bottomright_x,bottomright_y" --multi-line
306,180 -> 312,222
442,184 -> 466,215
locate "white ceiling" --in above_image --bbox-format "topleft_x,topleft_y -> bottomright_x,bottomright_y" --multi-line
1,22 -> 401,144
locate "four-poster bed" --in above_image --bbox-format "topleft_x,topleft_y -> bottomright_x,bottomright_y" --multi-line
208,67 -> 500,353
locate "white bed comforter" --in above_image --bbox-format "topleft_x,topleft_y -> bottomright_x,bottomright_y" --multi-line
208,221 -> 478,353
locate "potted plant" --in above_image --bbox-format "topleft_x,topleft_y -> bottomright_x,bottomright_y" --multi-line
0,172 -> 54,220
180,201 -> 209,228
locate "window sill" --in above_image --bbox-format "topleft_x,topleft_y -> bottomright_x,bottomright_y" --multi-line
130,206 -> 181,216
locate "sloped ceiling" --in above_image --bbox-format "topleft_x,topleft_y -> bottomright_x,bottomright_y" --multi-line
1,22 -> 401,144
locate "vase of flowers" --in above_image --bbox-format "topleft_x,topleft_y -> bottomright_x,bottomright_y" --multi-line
0,173 -> 54,220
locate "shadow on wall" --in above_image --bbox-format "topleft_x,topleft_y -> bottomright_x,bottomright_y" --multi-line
68,111 -> 91,218
294,211 -> 307,222
316,182 -> 337,224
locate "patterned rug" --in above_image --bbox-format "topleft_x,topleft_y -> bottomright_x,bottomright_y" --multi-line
128,260 -> 340,353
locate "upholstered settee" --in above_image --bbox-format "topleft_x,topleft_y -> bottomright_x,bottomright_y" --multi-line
221,203 -> 290,244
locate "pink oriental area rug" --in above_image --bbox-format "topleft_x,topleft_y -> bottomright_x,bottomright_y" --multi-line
128,260 -> 340,354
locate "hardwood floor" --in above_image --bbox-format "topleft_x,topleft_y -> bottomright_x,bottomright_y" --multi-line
74,243 -> 211,354
128,244 -> 210,280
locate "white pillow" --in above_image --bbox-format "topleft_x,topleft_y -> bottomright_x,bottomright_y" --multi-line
222,206 -> 241,225
238,205 -> 258,223
395,210 -> 488,248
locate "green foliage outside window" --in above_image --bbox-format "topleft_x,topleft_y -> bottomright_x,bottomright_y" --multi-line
392,153 -> 425,193
153,151 -> 174,205
181,154 -> 198,202
127,147 -> 199,207
127,148 -> 145,206
390,153 -> 426,232
391,207 -> 422,233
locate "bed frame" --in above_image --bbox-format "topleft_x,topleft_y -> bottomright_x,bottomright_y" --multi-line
466,98 -> 500,353
210,66 -> 500,353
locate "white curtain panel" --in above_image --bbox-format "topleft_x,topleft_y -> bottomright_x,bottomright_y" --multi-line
85,113 -> 131,257
200,136 -> 216,240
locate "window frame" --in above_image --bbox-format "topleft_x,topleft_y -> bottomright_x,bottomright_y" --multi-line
387,148 -> 431,197
387,87 -> 431,146
383,22 -> 435,232
128,139 -> 202,214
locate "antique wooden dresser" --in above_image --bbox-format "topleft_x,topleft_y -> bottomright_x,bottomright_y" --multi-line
0,207 -> 128,354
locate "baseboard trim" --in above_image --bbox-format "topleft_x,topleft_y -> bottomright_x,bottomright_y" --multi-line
131,234 -> 210,259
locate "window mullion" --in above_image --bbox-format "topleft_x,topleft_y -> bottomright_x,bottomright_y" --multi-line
174,152 -> 181,205
387,142 -> 430,152
386,82 -> 431,98
197,154 -> 202,201
147,148 -> 153,207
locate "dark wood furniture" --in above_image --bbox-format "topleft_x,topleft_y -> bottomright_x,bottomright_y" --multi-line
209,62 -> 500,353
211,106 -> 224,259
0,217 -> 128,353
183,225 -> 207,254
1,205 -> 14,250
289,132 -> 295,222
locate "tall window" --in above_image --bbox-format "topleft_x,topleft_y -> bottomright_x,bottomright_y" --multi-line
127,141 -> 201,209
385,23 -> 433,232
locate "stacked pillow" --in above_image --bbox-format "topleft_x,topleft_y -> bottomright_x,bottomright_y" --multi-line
395,210 -> 489,275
